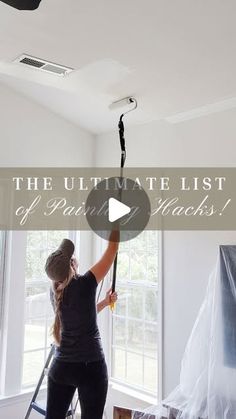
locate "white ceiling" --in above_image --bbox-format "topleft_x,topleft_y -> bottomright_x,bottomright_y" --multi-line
0,0 -> 236,134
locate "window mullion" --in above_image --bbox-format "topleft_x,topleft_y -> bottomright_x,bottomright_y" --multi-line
0,231 -> 27,396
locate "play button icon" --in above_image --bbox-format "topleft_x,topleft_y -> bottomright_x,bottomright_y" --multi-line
108,198 -> 131,222
85,176 -> 151,242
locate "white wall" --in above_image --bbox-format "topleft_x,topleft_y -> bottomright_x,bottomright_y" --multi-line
94,108 -> 236,401
0,396 -> 43,419
0,83 -> 95,167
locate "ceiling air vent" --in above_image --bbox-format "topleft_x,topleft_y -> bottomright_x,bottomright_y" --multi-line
14,54 -> 73,76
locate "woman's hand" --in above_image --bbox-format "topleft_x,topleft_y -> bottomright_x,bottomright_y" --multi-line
105,287 -> 118,307
96,287 -> 118,313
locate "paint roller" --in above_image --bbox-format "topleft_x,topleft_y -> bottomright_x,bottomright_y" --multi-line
109,96 -> 137,111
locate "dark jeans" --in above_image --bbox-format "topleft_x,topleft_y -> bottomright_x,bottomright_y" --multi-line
46,358 -> 108,419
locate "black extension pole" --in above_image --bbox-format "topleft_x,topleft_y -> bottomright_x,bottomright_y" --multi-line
111,115 -> 126,306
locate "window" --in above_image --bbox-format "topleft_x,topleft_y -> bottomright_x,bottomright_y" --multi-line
111,231 -> 159,395
0,230 -> 78,397
23,231 -> 70,388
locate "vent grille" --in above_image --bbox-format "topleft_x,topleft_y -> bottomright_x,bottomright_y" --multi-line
14,54 -> 73,76
20,57 -> 45,68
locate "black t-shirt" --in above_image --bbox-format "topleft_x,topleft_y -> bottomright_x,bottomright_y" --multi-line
50,270 -> 105,363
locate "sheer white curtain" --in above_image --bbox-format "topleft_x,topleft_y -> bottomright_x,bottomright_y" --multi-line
132,245 -> 236,419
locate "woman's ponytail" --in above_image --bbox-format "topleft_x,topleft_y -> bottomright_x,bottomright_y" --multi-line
51,269 -> 74,345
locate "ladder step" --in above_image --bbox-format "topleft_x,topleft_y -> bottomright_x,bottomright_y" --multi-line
31,401 -> 75,417
31,402 -> 46,415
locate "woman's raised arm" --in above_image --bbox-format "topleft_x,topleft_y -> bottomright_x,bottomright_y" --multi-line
90,230 -> 119,284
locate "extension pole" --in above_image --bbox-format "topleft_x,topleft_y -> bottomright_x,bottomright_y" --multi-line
110,97 -> 137,310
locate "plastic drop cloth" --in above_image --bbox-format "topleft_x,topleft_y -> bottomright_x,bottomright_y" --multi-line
132,245 -> 236,419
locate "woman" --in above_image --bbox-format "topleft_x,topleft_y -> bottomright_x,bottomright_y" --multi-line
45,231 -> 119,419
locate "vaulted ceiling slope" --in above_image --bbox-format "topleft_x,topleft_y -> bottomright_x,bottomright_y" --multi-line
0,0 -> 236,133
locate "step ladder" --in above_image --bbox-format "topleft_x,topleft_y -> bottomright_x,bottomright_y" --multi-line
24,345 -> 78,419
